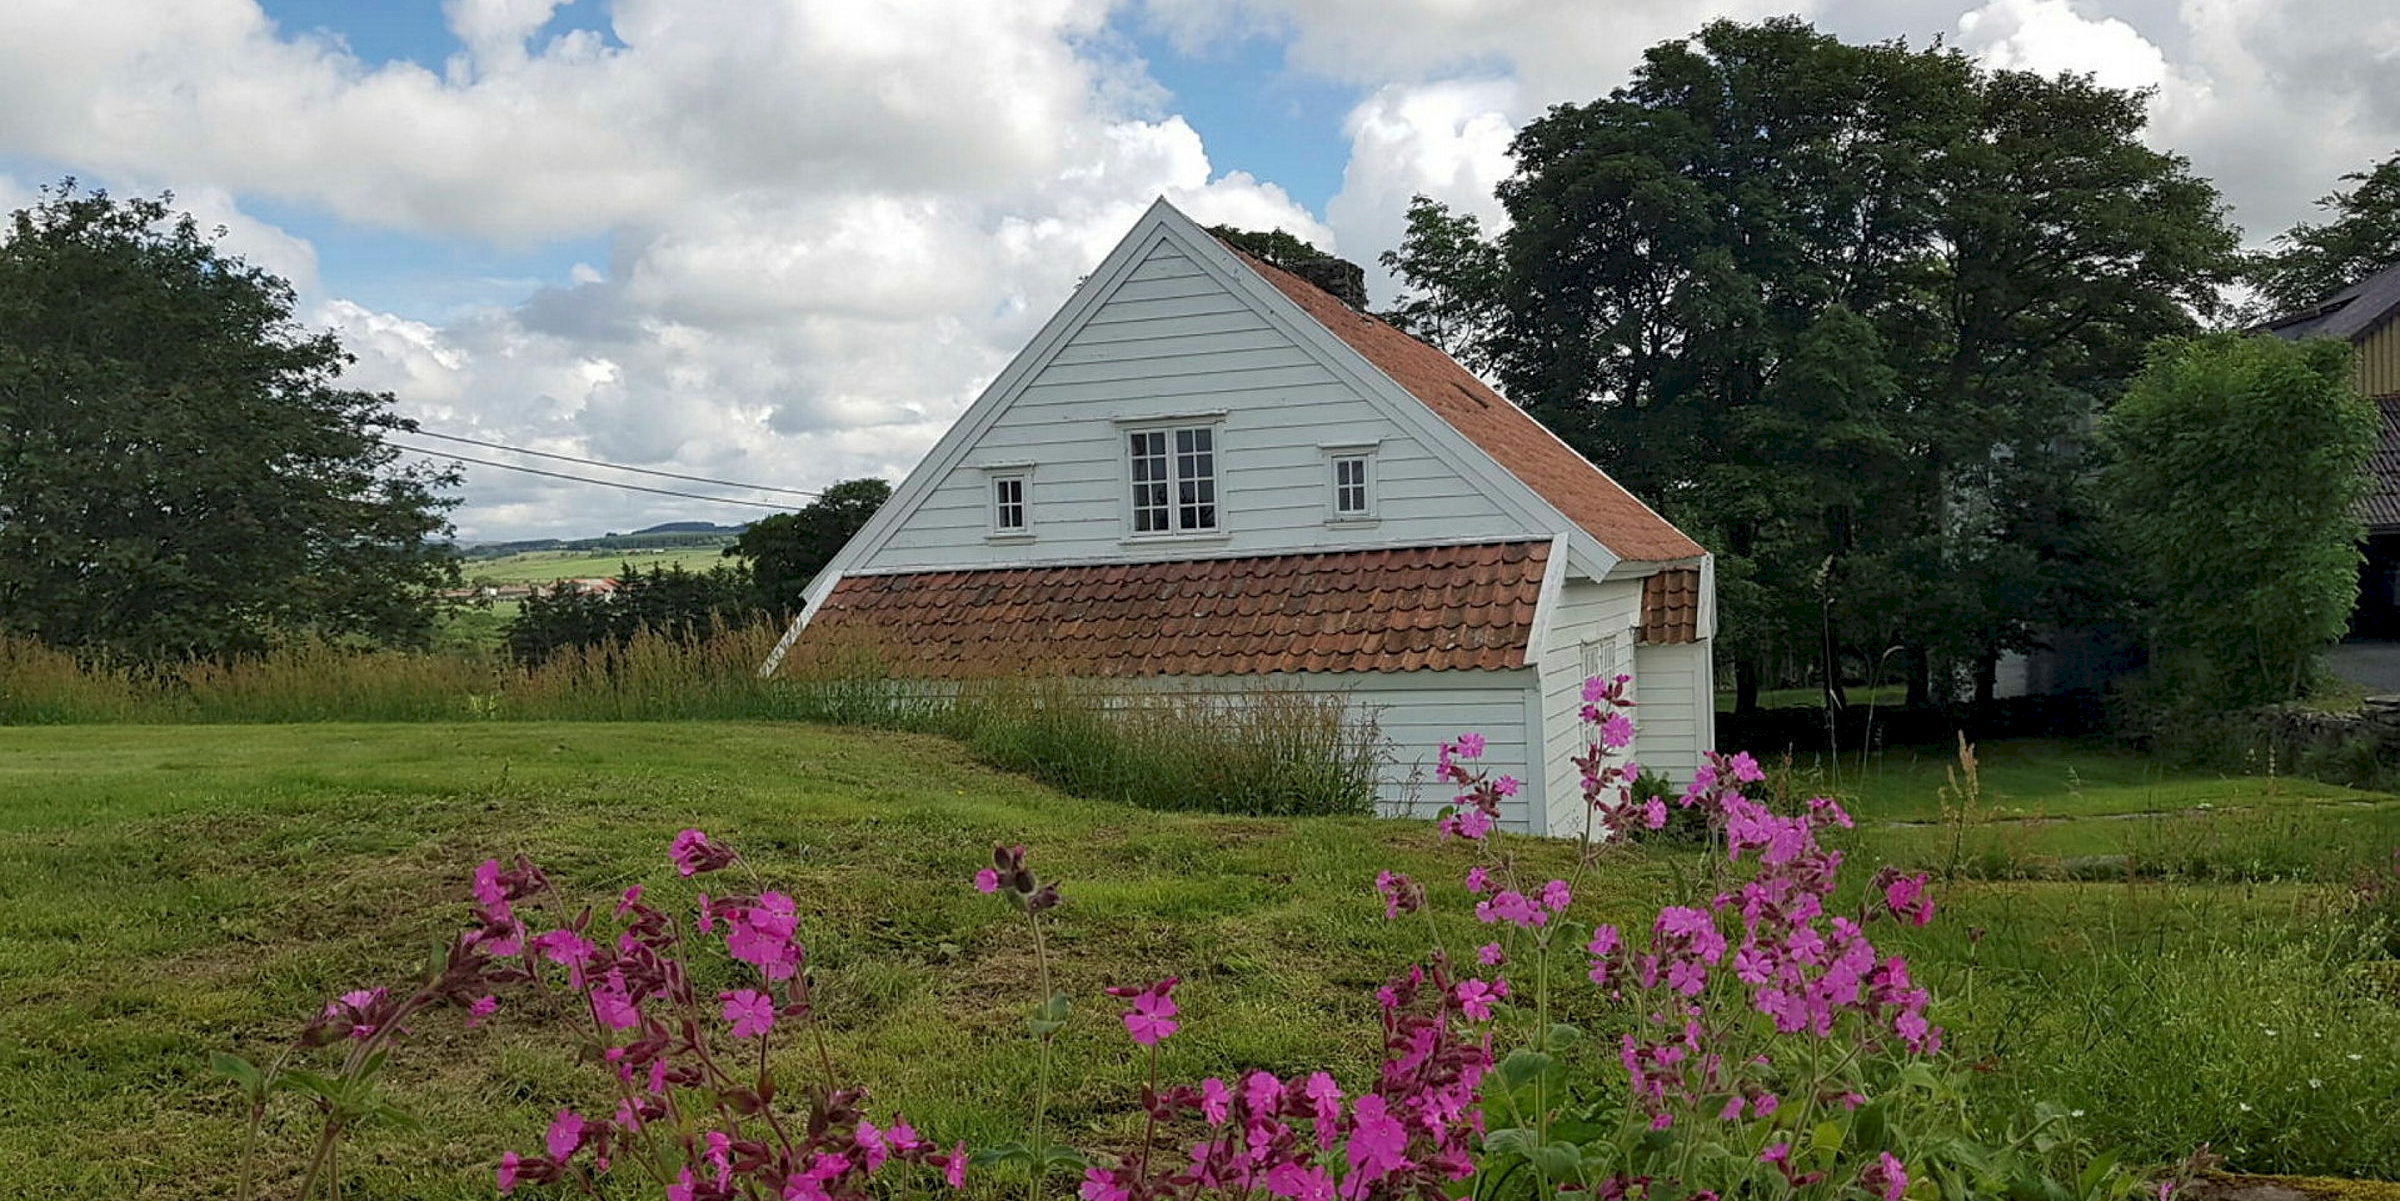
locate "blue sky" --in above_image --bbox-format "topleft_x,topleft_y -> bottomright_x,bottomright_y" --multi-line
2,0 -> 2391,539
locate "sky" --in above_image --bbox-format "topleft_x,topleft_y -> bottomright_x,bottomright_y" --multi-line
2,0 -> 2395,542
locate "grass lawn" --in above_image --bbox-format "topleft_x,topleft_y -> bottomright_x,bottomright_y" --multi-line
2,724 -> 2395,1198
464,546 -> 736,585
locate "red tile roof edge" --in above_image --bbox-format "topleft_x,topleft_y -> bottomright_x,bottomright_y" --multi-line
1221,244 -> 1707,564
790,540 -> 1552,679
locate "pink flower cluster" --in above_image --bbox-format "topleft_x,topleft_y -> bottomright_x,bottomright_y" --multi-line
1079,964 -> 1489,1201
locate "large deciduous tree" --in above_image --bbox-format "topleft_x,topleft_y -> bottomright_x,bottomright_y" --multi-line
729,477 -> 891,615
2252,150 -> 2400,312
1384,19 -> 2239,714
0,181 -> 460,660
2099,334 -> 2375,708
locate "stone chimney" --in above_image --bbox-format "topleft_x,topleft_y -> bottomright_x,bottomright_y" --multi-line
1290,257 -> 1368,311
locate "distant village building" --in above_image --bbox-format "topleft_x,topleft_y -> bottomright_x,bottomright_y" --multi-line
2256,260 -> 2400,636
764,200 -> 1717,836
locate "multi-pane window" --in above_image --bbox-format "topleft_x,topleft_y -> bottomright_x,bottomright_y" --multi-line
1129,426 -> 1216,533
991,473 -> 1027,533
1332,453 -> 1370,517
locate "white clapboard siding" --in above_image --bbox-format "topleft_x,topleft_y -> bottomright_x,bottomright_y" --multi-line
1630,640 -> 1714,785
856,241 -> 1519,572
1535,577 -> 1643,835
1167,670 -> 1541,832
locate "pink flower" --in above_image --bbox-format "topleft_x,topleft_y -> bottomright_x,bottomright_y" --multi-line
1858,1152 -> 1908,1201
1755,1092 -> 1780,1117
1303,1072 -> 1343,1147
1374,870 -> 1420,919
1438,808 -> 1494,841
1477,942 -> 1505,966
1883,872 -> 1935,926
1081,1168 -> 1130,1201
1582,675 -> 1614,704
1540,879 -> 1572,913
546,1110 -> 585,1159
1346,1094 -> 1409,1180
721,988 -> 775,1038
1456,732 -> 1486,759
497,1151 -> 523,1194
945,1142 -> 968,1189
466,994 -> 498,1028
590,973 -> 640,1030
531,929 -> 595,969
1644,796 -> 1668,829
856,1118 -> 888,1170
473,859 -> 507,908
1464,866 -> 1491,894
615,884 -> 643,917
1455,977 -> 1506,1020
1599,712 -> 1634,749
1113,978 -> 1179,1046
1719,1096 -> 1745,1121
670,828 -> 721,876
1728,751 -> 1764,783
667,1167 -> 697,1201
1494,775 -> 1520,796
1201,1076 -> 1231,1125
1474,889 -> 1545,928
974,867 -> 1001,893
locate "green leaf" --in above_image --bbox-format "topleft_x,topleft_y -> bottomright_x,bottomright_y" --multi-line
1482,1127 -> 1538,1159
1542,1023 -> 1585,1050
211,1052 -> 264,1094
1039,1144 -> 1091,1170
1524,1141 -> 1584,1180
1493,1048 -> 1556,1092
1852,1098 -> 1890,1153
970,1144 -> 1034,1168
1038,992 -> 1072,1022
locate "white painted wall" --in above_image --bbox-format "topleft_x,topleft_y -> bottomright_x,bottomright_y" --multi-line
1161,669 -> 1542,832
1534,576 -> 1641,835
1630,639 -> 1714,786
855,239 -> 1523,573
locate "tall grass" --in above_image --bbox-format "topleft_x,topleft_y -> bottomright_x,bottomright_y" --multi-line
0,630 -> 1383,816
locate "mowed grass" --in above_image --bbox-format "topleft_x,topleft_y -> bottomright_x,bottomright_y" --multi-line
464,546 -> 736,584
1782,738 -> 2400,877
4,724 -> 2397,1197
0,722 -> 1655,1200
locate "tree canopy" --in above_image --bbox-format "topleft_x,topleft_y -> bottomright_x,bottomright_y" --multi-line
2252,150 -> 2400,312
2100,334 -> 2376,708
1383,19 -> 2240,713
730,477 -> 892,614
0,181 -> 460,660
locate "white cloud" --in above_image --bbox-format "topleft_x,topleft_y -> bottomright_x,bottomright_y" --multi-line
1957,0 -> 2171,91
1324,78 -> 1518,301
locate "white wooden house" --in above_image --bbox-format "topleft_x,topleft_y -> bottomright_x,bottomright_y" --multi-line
764,200 -> 1716,835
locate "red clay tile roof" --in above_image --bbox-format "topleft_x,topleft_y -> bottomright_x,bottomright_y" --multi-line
1231,249 -> 1707,564
792,541 -> 1551,678
1639,568 -> 1702,645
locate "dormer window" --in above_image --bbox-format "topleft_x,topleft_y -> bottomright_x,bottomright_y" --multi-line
1128,425 -> 1218,534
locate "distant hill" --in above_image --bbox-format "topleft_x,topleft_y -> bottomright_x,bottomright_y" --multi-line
631,521 -> 747,536
457,523 -> 748,560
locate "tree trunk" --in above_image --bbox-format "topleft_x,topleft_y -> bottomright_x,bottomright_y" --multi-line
1905,646 -> 1932,709
1736,657 -> 1761,717
1974,652 -> 1998,706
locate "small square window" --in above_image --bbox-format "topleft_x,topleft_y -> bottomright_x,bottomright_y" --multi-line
1332,454 -> 1371,517
988,472 -> 1029,535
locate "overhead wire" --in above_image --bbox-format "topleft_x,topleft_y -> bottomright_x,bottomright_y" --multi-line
387,442 -> 798,512
403,428 -> 821,498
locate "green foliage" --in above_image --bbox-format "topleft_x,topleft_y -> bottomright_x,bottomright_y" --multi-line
502,561 -> 759,665
1385,19 -> 2238,710
2252,151 -> 2400,312
0,180 -> 461,659
1203,224 -> 1331,270
731,477 -> 891,615
2100,334 -> 2377,709
1375,198 -> 1505,372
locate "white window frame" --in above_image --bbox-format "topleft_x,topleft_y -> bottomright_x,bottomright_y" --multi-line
977,462 -> 1035,541
1118,419 -> 1224,539
1322,440 -> 1380,524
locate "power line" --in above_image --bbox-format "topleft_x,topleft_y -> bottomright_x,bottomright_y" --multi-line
406,428 -> 821,498
389,442 -> 798,511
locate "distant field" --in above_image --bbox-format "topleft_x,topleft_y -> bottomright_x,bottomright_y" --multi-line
463,543 -> 737,584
